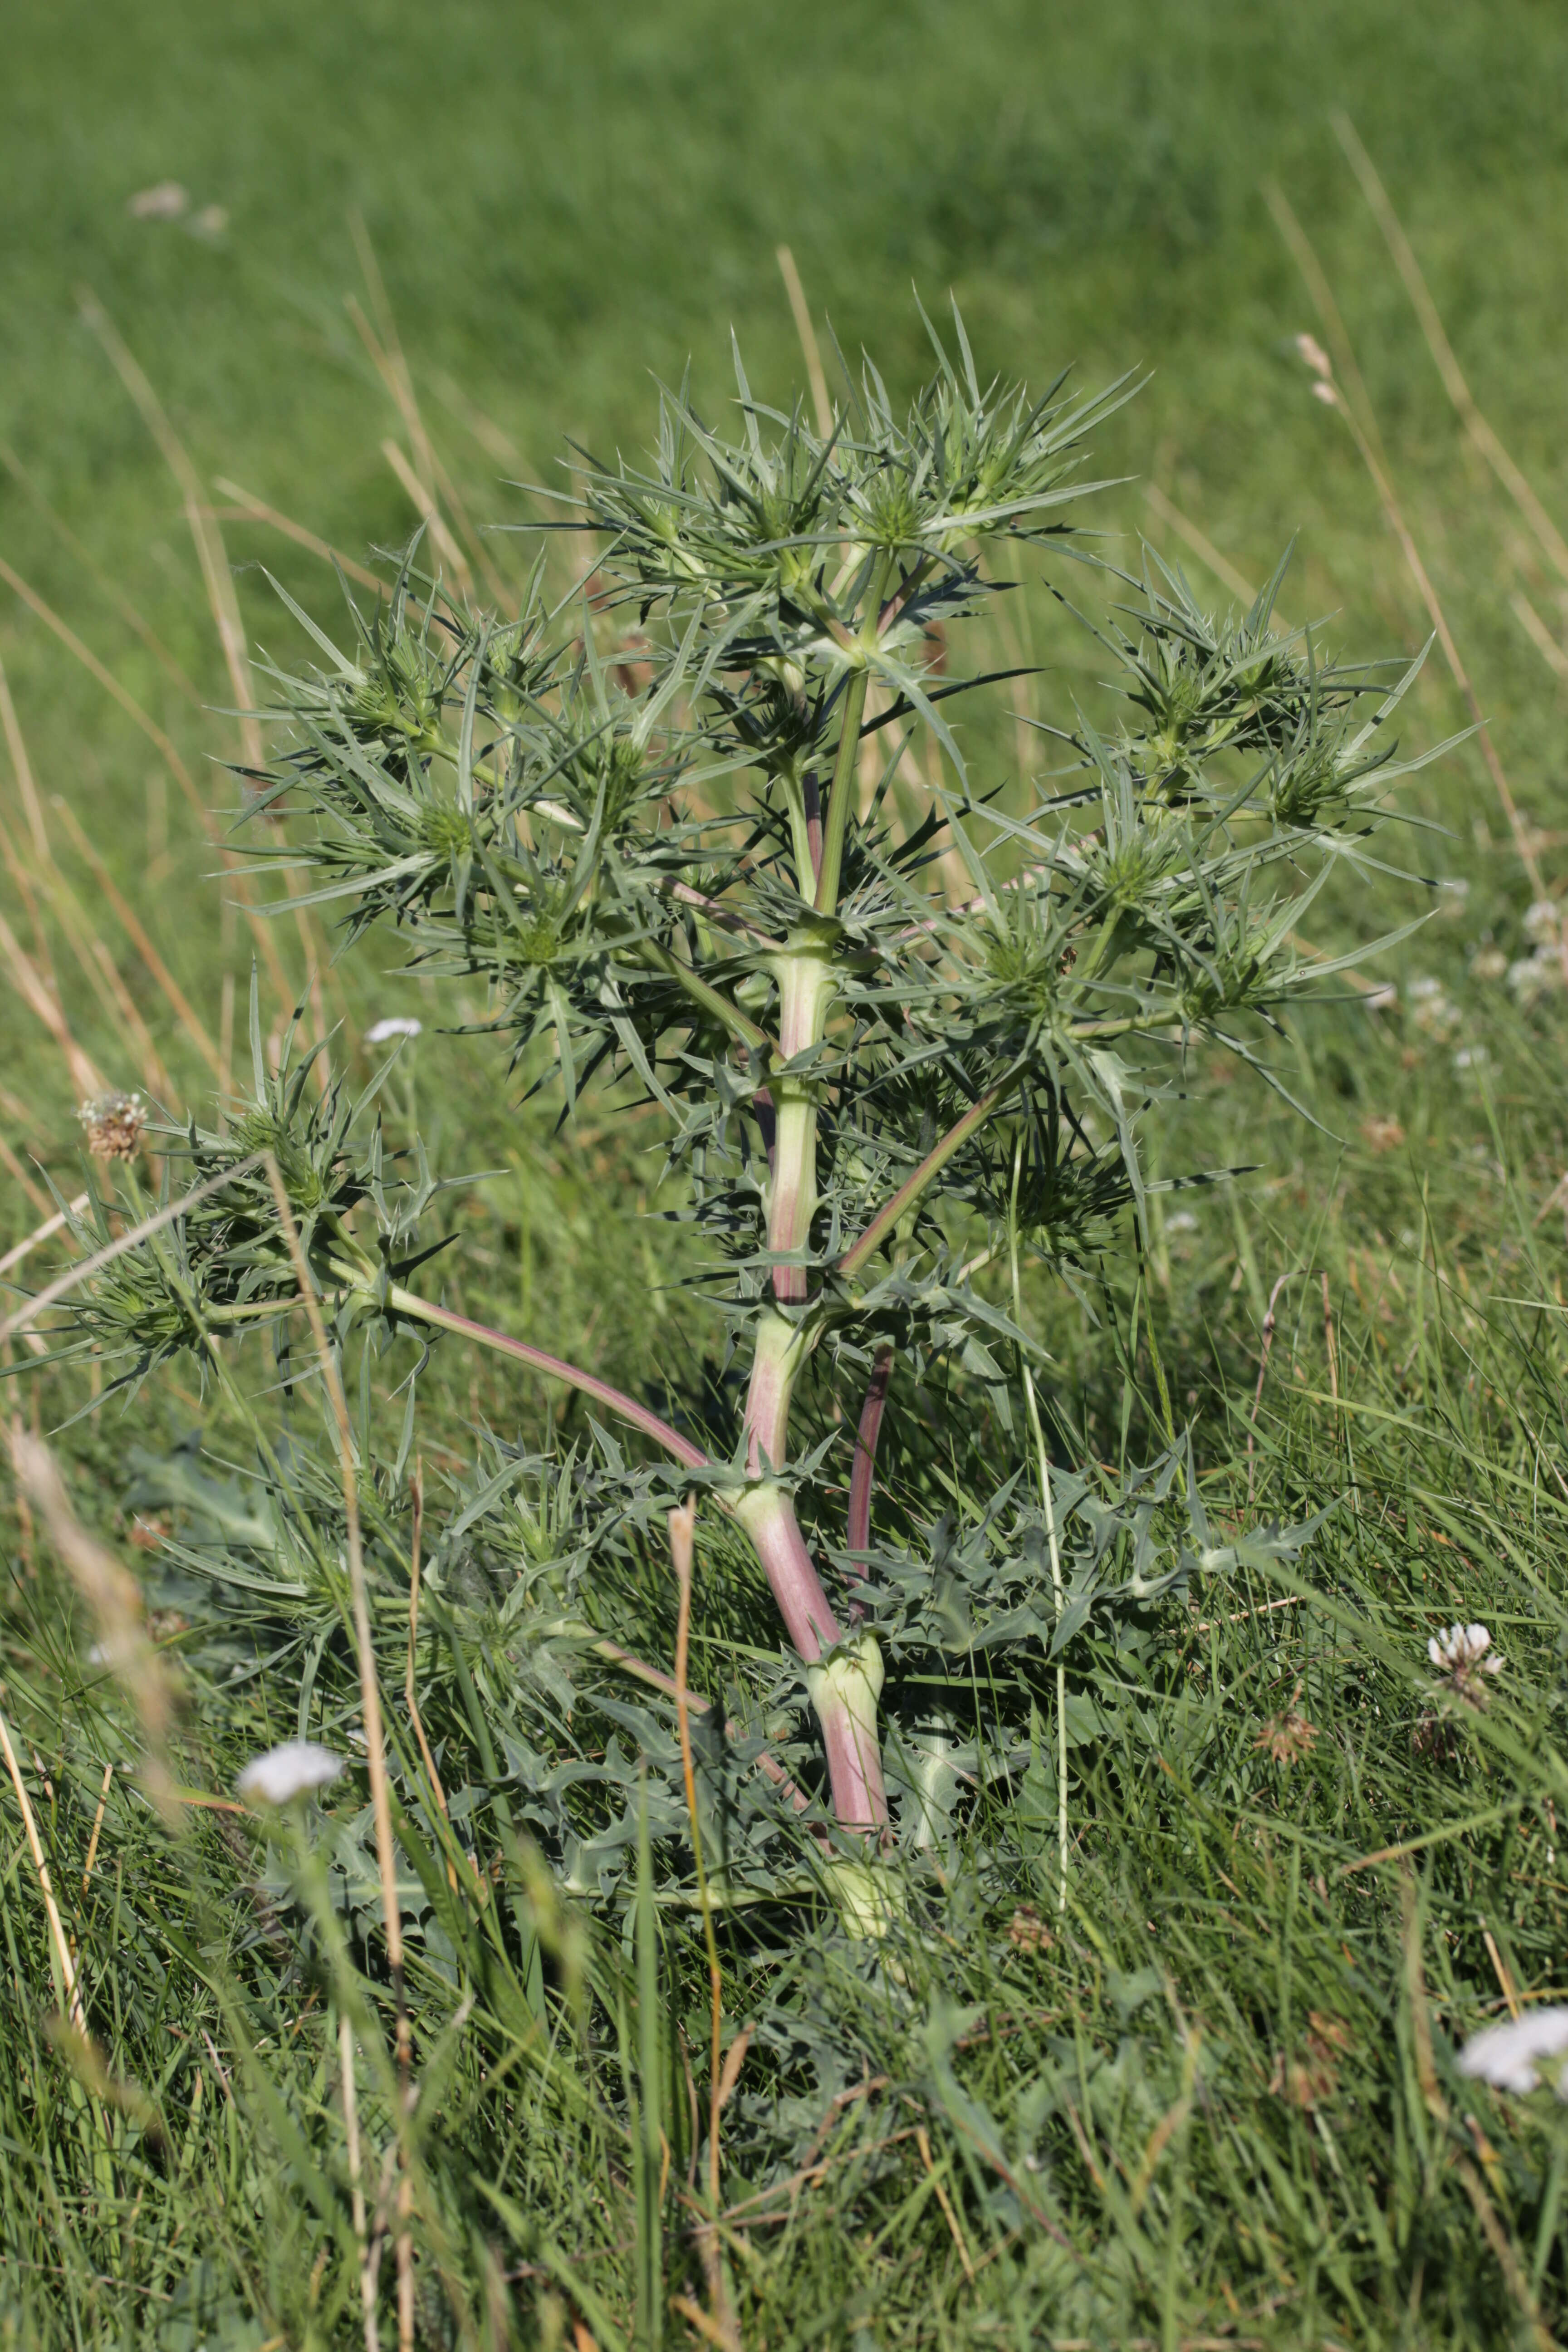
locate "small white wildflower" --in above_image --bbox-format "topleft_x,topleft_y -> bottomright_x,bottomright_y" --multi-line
1406,980 -> 1459,1038
365,1016 -> 423,1045
1364,983 -> 1399,1011
1427,1621 -> 1504,1708
189,204 -> 228,237
1454,1048 -> 1488,1070
1470,948 -> 1508,982
1523,899 -> 1561,946
128,181 -> 189,220
1457,2008 -> 1568,2097
236,1740 -> 344,1806
1165,1210 -> 1199,1235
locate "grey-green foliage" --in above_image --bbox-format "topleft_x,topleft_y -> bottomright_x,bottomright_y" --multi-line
29,307 -> 1449,1883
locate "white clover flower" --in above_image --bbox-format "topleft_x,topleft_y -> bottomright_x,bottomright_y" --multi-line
1428,1622 -> 1494,1671
1457,2007 -> 1568,2097
236,1740 -> 344,1806
365,1016 -> 423,1045
1427,1621 -> 1504,1708
1164,1210 -> 1199,1236
1523,899 -> 1561,946
1406,975 -> 1443,1001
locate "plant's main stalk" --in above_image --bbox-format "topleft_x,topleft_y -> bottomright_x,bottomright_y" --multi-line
734,933 -> 893,1836
764,948 -> 834,1305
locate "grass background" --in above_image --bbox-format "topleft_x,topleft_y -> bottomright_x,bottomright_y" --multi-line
6,3 -> 1568,2347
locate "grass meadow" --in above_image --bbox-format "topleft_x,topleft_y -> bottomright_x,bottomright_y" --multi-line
5,3 -> 1568,2346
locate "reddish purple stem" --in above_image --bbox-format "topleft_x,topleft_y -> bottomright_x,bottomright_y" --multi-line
847,1346 -> 892,1564
391,1287 -> 709,1471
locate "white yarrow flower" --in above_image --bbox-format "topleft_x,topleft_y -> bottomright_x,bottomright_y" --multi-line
365,1016 -> 423,1045
236,1740 -> 344,1806
1458,2008 -> 1568,2097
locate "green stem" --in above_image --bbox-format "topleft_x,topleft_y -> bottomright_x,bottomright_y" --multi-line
838,1066 -> 1024,1281
637,937 -> 773,1054
1009,1138 -> 1068,1916
815,552 -> 893,918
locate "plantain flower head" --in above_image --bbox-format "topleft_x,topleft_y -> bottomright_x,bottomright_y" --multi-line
78,1090 -> 146,1160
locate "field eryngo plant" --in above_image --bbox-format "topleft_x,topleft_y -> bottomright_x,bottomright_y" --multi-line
45,312 -> 1438,1915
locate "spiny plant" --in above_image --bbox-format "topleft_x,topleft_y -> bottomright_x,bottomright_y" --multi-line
35,307 -> 1445,1922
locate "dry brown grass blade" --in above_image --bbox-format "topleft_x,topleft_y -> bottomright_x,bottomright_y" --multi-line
0,788 -> 60,980
211,480 -> 385,595
0,1198 -> 87,1279
50,793 -> 220,1076
77,294 -> 259,763
915,2123 -> 978,2283
378,439 -> 474,593
77,293 -> 341,1057
425,370 -> 523,469
0,550 -> 203,799
0,440 -> 202,705
0,646 -> 52,859
0,544 -> 297,1009
1509,587 -> 1568,681
0,1700 -> 87,2029
82,1759 -> 113,1894
776,245 -> 833,440
73,930 -> 173,1101
346,218 -> 505,603
1332,111 -> 1568,590
1142,485 -> 1260,607
0,1133 -> 54,1220
0,727 -> 174,1101
1268,197 -> 1557,921
1260,180 -> 1387,462
0,902 -> 103,1100
11,1429 -> 180,1826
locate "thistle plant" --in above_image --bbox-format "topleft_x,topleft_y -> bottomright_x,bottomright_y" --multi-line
37,310 -> 1440,1906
